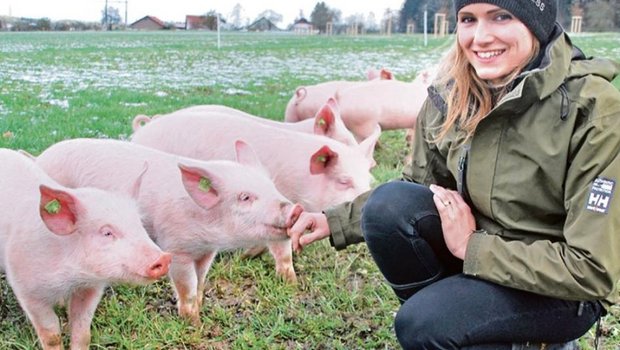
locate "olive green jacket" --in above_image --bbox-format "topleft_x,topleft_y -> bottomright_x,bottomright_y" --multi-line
325,29 -> 620,307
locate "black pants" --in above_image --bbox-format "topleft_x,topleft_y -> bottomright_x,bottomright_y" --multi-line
361,181 -> 604,350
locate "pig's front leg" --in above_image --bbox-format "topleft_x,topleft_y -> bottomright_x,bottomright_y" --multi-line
20,297 -> 63,350
68,286 -> 104,350
195,250 -> 217,308
268,239 -> 297,283
169,255 -> 201,326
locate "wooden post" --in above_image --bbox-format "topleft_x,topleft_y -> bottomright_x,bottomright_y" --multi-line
406,20 -> 415,34
326,21 -> 333,35
571,16 -> 582,33
434,13 -> 446,37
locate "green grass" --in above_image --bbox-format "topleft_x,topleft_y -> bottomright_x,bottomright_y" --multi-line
0,31 -> 619,349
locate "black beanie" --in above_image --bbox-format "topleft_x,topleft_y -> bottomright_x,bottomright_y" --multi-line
454,0 -> 557,44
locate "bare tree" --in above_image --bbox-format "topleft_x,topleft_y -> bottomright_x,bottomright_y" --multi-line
366,11 -> 379,32
229,3 -> 246,29
101,6 -> 121,28
257,9 -> 283,25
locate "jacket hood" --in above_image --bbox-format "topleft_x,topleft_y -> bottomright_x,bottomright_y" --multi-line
523,24 -> 620,100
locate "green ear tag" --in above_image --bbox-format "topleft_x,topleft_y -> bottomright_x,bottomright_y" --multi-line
317,118 -> 326,126
199,177 -> 211,192
44,199 -> 61,215
316,155 -> 326,163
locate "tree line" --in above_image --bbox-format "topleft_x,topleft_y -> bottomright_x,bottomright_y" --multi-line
309,0 -> 619,34
2,0 -> 618,32
395,0 -> 619,34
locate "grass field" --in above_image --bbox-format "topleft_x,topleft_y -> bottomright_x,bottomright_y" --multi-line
1,31 -> 619,349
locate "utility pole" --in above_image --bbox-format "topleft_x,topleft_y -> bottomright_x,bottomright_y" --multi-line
217,13 -> 221,49
105,0 -> 109,30
424,5 -> 428,46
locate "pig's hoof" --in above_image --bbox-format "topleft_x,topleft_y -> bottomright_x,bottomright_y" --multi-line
279,269 -> 298,284
180,312 -> 202,328
179,304 -> 202,327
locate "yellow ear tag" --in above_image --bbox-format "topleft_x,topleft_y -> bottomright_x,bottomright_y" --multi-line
44,199 -> 61,215
316,155 -> 327,163
317,118 -> 326,126
199,177 -> 211,192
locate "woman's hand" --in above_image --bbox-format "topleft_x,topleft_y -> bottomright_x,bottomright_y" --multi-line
287,211 -> 331,253
429,184 -> 476,260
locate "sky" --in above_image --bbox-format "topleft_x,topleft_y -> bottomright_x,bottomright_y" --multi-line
0,0 -> 405,27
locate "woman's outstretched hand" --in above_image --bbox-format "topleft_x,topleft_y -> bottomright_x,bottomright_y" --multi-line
287,211 -> 331,253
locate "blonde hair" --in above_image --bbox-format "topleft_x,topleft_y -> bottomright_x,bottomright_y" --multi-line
432,38 -> 540,143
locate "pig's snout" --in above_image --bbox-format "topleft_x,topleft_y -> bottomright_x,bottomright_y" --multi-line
147,252 -> 172,279
285,203 -> 304,228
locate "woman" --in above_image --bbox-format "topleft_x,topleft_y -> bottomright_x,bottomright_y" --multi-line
288,0 -> 620,348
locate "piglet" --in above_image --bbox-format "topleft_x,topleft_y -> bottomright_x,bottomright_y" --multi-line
135,98 -> 358,148
287,67 -> 437,142
0,148 -> 170,350
284,68 -> 394,123
36,139 -> 302,326
131,111 -> 379,213
332,78 -> 429,141
284,80 -> 360,123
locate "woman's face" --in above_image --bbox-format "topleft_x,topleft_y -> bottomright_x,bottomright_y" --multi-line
457,3 -> 536,83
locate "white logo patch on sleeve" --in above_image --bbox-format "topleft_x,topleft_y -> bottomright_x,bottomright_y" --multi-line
586,177 -> 615,214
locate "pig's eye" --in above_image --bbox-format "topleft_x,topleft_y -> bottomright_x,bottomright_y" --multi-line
337,177 -> 353,188
99,226 -> 116,239
238,193 -> 254,202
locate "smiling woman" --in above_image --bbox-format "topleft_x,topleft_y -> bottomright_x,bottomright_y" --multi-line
285,0 -> 620,348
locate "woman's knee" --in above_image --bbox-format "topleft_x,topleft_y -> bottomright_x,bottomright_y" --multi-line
363,182 -> 433,224
363,182 -> 407,223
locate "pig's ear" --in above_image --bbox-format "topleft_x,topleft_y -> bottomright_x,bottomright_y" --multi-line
129,162 -> 148,200
310,145 -> 339,175
234,140 -> 264,170
359,125 -> 381,168
313,100 -> 338,137
366,69 -> 378,80
39,185 -> 79,236
380,68 -> 394,80
295,87 -> 307,101
178,164 -> 220,210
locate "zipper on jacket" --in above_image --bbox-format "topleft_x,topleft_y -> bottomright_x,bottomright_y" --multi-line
457,145 -> 471,203
559,83 -> 569,121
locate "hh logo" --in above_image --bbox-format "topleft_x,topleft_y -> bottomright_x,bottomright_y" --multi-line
586,177 -> 615,214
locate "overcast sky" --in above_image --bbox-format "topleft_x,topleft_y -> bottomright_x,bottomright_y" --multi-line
0,0 -> 405,26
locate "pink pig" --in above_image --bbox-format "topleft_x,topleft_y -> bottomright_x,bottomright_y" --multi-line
284,68 -> 394,123
131,110 -> 379,213
135,98 -> 358,148
35,138 -> 302,326
284,80 -> 361,123
333,77 -> 430,141
286,67 -> 437,142
0,148 -> 171,350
